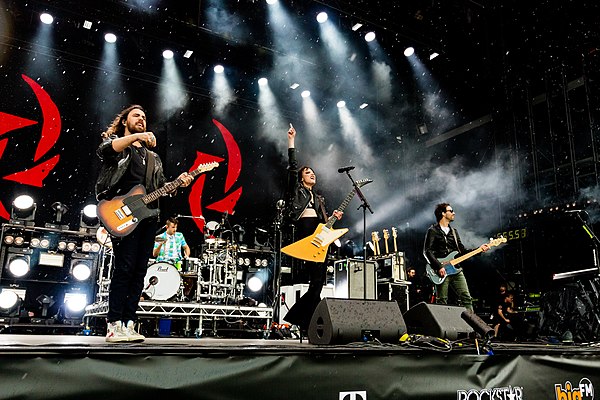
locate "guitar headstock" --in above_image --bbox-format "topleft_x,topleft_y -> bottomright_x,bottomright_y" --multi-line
371,231 -> 380,242
489,236 -> 508,247
383,229 -> 389,240
195,161 -> 219,173
391,227 -> 397,238
355,178 -> 373,189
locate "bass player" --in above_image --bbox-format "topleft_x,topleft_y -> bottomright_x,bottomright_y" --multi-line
423,203 -> 489,311
95,104 -> 193,342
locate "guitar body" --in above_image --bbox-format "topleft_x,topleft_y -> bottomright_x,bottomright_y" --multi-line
281,223 -> 349,263
425,251 -> 460,285
97,185 -> 160,237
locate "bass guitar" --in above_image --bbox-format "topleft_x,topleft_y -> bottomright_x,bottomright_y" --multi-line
281,178 -> 372,263
97,161 -> 219,237
425,237 -> 507,284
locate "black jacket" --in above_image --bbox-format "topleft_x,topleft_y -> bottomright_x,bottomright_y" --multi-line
285,147 -> 327,223
423,223 -> 471,270
95,135 -> 166,201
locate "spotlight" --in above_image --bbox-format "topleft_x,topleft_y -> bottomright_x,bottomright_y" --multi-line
4,235 -> 14,245
404,47 -> 415,57
80,204 -> 99,232
11,195 -> 36,225
67,242 -> 77,252
430,52 -> 439,60
104,33 -> 117,43
247,276 -> 263,292
7,255 -> 30,278
13,236 -> 24,246
0,289 -> 24,317
301,90 -> 310,98
51,202 -> 69,223
213,64 -> 224,74
258,77 -> 268,86
40,13 -> 54,25
359,103 -> 369,109
290,83 -> 300,89
36,294 -> 56,317
336,100 -> 346,108
266,0 -> 278,4
30,238 -> 41,248
364,32 -> 376,42
71,262 -> 92,281
183,50 -> 193,58
83,20 -> 92,29
39,238 -> 50,248
64,292 -> 88,313
352,23 -> 363,31
316,12 -> 328,23
162,50 -> 174,59
57,241 -> 67,251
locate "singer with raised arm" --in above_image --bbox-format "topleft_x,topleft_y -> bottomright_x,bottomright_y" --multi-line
95,104 -> 194,343
153,217 -> 191,270
282,124 -> 342,337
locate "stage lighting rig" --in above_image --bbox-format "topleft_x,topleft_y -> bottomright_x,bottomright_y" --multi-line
10,195 -> 36,226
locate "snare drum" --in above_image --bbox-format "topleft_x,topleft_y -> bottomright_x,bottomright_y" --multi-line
143,262 -> 181,300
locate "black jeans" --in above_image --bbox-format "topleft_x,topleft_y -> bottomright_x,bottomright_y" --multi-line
107,217 -> 158,323
283,217 -> 326,330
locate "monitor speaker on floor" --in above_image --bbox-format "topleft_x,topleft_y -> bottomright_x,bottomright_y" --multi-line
307,298 -> 407,345
402,302 -> 474,340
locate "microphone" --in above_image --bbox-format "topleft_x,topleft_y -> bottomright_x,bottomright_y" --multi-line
144,276 -> 158,290
338,166 -> 355,173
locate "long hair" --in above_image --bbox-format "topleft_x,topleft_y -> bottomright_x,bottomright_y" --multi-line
100,104 -> 145,139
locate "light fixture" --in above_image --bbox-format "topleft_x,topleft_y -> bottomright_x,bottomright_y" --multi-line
316,12 -> 328,23
359,103 -> 369,109
80,204 -> 99,232
0,289 -> 24,317
247,275 -> 263,292
51,202 -> 69,223
266,0 -> 278,4
71,262 -> 92,281
39,253 -> 64,267
352,23 -> 363,31
336,100 -> 346,108
213,64 -> 224,74
404,47 -> 415,57
301,90 -> 310,98
162,49 -> 174,59
104,33 -> 117,43
183,50 -> 193,58
364,32 -> 376,42
4,235 -> 14,245
258,77 -> 268,86
36,294 -> 56,317
40,13 -> 54,25
7,255 -> 30,278
63,292 -> 88,314
11,195 -> 36,225
83,20 -> 92,29
430,52 -> 439,60
290,83 -> 300,89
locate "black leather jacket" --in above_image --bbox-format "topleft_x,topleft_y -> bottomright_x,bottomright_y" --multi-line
423,223 -> 471,270
95,135 -> 166,201
285,147 -> 327,223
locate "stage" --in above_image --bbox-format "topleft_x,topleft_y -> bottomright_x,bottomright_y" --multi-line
0,333 -> 598,400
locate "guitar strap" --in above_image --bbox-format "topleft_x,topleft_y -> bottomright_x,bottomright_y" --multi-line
145,148 -> 156,193
316,194 -> 328,222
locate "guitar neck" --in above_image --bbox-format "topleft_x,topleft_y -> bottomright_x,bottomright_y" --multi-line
141,164 -> 212,205
325,188 -> 356,228
450,247 -> 482,266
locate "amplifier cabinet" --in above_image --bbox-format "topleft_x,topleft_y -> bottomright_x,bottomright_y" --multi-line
371,252 -> 406,281
333,258 -> 377,300
377,281 -> 410,313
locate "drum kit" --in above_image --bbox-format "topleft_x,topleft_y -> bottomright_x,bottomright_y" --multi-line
141,220 -> 245,303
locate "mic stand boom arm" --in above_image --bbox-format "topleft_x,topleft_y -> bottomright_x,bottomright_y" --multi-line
342,169 -> 374,300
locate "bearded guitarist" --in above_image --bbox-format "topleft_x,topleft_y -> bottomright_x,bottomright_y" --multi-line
282,124 -> 343,337
423,203 -> 489,311
95,105 -> 194,343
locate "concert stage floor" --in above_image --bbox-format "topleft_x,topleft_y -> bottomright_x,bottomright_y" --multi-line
0,334 -> 599,400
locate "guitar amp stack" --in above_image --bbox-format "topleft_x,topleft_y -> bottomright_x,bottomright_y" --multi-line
370,252 -> 407,282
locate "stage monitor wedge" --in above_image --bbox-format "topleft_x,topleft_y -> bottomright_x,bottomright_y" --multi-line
403,302 -> 474,340
308,298 -> 407,345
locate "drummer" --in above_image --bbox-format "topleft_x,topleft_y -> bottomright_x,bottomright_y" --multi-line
152,217 -> 190,271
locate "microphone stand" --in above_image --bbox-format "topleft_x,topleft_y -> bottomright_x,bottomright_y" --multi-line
342,170 -> 374,299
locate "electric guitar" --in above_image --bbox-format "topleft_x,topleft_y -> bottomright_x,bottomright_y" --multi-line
425,237 -> 507,285
281,178 -> 372,262
382,229 -> 389,254
392,226 -> 398,253
97,161 -> 219,237
372,231 -> 381,256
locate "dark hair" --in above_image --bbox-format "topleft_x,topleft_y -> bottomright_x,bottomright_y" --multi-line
434,203 -> 451,222
166,217 -> 179,226
101,104 -> 145,139
297,166 -> 314,182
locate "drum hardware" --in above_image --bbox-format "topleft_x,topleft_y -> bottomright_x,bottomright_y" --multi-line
143,262 -> 182,301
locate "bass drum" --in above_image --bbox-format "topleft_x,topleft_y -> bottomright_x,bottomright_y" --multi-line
143,262 -> 181,301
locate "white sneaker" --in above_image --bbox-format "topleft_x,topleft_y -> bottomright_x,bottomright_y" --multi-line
125,320 -> 145,342
106,321 -> 128,343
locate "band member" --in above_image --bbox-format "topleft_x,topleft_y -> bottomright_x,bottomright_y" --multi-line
96,104 -> 193,342
423,203 -> 489,311
153,217 -> 191,270
282,125 -> 342,335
